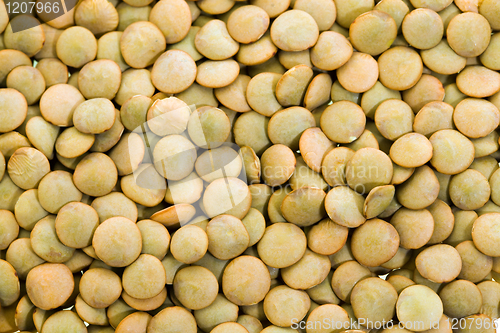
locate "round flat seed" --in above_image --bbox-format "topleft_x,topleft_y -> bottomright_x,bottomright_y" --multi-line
0,210 -> 19,252
390,133 -> 433,168
299,127 -> 334,173
289,155 -> 328,191
73,98 -> 115,134
250,0 -> 290,18
263,285 -> 310,327
350,10 -> 397,56
402,8 -> 443,50
173,266 -> 218,310
168,26 -> 203,62
120,21 -> 166,69
275,65 -> 314,107
421,40 -> 466,75
257,222 -> 306,268
336,52 -> 379,93
121,164 -> 166,207
26,263 -> 74,310
351,277 -> 398,324
429,129 -> 475,175
151,50 -> 197,94
472,213 -> 500,257
187,106 -> 231,149
303,73 -> 333,111
391,163 -> 415,185
147,97 -> 190,137
40,84 -> 85,127
413,101 -> 454,137
153,134 -> 196,181
73,153 -> 117,197
56,26 -> 97,68
268,106 -> 315,150
203,177 -> 251,219
206,214 -> 249,260
321,147 -> 355,187
171,225 -> 208,264
294,0 -> 336,31
457,66 -> 500,98
396,285 -> 443,331
123,254 -> 166,300
0,88 -> 27,133
427,199 -> 454,244
149,0 -> 191,44
439,280 -> 482,319
246,72 -> 283,117
114,69 -> 155,106
363,185 -> 395,219
281,187 -> 326,227
281,248 -> 330,290
80,268 -> 122,308
307,218 -> 348,256
78,60 -> 121,100
191,293 -> 236,331
325,186 -> 366,228
212,322 -> 249,333
165,172 -> 204,205
415,244 -> 462,283
402,74 -> 445,113
55,202 -> 99,249
38,171 -> 83,214
320,101 -> 366,144
331,260 -> 373,302
40,310 -> 87,333
390,208 -> 434,249
310,31 -> 352,71
37,58 -> 69,87
75,0 -> 118,35
456,241 -> 492,283
335,0 -> 375,28
75,294 -> 109,326
214,75 -> 252,112
345,147 -> 393,194
148,307 -> 197,333
270,10 -> 319,52
449,169 -> 490,211
196,59 -> 240,88
0,259 -> 20,307
222,255 -> 271,306
378,46 -> 423,91
92,217 -> 142,267
360,81 -> 401,119
227,5 -> 270,44
261,144 -> 296,187
352,219 -> 400,267
195,19 -> 239,60
375,99 -> 414,141
447,12 -> 491,58
399,174 -> 439,213
196,146 -> 242,183
55,127 -> 95,159
453,99 -> 499,139
8,147 -> 50,190
114,312 -> 151,333
6,66 -> 45,106
3,15 -> 45,57
480,32 -> 500,71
